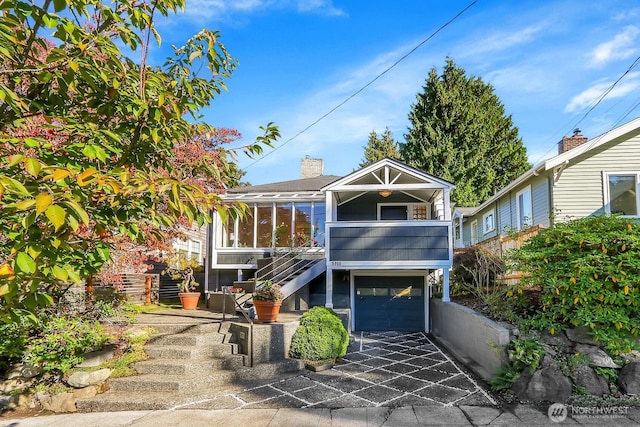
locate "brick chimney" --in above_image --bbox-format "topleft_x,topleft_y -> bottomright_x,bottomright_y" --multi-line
558,128 -> 588,154
300,156 -> 324,178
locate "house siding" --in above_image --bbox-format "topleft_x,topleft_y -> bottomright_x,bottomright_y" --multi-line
329,225 -> 450,261
553,134 -> 640,221
532,175 -> 551,228
337,192 -> 423,221
463,173 -> 550,245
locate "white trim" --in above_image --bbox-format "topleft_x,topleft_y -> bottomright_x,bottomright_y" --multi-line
470,117 -> 640,217
603,171 -> 640,217
377,202 -> 430,220
516,185 -> 533,230
322,158 -> 455,192
470,219 -> 478,245
174,238 -> 203,263
482,210 -> 496,234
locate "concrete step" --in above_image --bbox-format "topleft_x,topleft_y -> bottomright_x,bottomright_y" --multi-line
78,359 -> 305,412
108,372 -> 238,392
146,332 -> 226,346
143,343 -> 239,360
133,357 -> 246,375
137,322 -> 224,335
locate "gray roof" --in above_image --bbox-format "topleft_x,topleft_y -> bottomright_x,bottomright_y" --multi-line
226,175 -> 341,194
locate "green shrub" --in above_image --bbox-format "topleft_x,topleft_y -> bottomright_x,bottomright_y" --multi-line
289,306 -> 349,361
509,215 -> 640,354
25,316 -> 108,374
0,318 -> 30,374
507,336 -> 544,374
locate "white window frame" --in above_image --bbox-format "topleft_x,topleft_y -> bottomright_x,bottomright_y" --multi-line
482,210 -> 495,235
516,186 -> 533,230
603,172 -> 640,217
377,203 -> 430,220
470,219 -> 478,245
174,238 -> 202,263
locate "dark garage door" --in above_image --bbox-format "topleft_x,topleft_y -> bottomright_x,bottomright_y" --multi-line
354,275 -> 425,331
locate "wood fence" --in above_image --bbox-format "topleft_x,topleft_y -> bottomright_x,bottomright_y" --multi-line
467,224 -> 543,285
85,273 -> 160,304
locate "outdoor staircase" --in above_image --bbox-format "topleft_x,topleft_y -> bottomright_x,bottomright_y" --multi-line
76,315 -> 303,412
254,238 -> 326,300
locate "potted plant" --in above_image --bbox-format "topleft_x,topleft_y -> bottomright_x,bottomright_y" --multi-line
252,280 -> 285,322
163,252 -> 202,310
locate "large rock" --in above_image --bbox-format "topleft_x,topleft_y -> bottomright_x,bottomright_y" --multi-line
37,391 -> 76,413
618,361 -> 640,395
575,344 -> 621,369
512,366 -> 572,402
0,378 -> 32,394
67,368 -> 111,388
37,386 -> 97,413
7,363 -> 42,380
78,344 -> 117,368
571,364 -> 609,396
565,326 -> 596,345
540,331 -> 572,351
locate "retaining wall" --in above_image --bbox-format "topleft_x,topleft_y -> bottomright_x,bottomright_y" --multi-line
430,299 -> 512,380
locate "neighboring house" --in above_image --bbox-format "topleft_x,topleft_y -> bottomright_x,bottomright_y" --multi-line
207,158 -> 455,332
455,116 -> 640,247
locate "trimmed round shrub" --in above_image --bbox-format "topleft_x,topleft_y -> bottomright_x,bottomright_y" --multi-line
289,306 -> 349,361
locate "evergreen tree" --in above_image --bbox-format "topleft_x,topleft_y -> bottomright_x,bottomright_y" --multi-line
359,128 -> 401,168
399,58 -> 529,206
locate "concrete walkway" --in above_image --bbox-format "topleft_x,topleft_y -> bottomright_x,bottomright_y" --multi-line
3,404 -> 640,426
3,309 -> 640,425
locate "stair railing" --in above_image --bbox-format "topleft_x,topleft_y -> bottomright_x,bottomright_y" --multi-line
254,232 -> 325,291
221,286 -> 253,367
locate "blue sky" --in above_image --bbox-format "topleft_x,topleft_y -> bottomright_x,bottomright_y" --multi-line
155,0 -> 640,185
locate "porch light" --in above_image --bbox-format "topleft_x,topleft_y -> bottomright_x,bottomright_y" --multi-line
379,190 -> 392,198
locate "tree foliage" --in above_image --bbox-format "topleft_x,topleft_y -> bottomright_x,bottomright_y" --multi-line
359,127 -> 401,168
509,215 -> 640,355
0,0 -> 279,321
399,58 -> 529,206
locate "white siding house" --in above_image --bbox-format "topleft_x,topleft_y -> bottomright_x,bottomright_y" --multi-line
456,117 -> 640,246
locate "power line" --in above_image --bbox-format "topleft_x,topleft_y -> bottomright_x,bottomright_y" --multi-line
243,0 -> 479,170
530,54 -> 640,164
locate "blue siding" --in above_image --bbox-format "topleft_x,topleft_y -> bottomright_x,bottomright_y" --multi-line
329,226 -> 449,261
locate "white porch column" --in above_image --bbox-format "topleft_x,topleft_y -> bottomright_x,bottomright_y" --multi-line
325,267 -> 334,308
442,267 -> 450,302
443,188 -> 451,221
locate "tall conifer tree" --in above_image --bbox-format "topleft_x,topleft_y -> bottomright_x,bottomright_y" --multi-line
359,128 -> 401,168
400,58 -> 529,206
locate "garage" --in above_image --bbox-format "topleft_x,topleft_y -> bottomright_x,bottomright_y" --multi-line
354,275 -> 426,332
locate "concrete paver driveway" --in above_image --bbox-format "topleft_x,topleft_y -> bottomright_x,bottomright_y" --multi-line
176,331 -> 497,410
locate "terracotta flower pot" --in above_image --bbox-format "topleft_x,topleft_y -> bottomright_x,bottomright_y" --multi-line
253,300 -> 282,323
178,292 -> 201,310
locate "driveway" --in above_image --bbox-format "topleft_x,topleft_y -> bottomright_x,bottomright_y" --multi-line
175,331 -> 497,410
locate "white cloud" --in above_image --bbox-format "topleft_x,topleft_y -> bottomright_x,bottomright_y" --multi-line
463,24 -> 547,57
180,0 -> 344,20
589,25 -> 640,67
564,72 -> 640,112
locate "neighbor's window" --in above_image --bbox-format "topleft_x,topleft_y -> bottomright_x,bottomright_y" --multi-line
606,173 -> 639,216
483,210 -> 495,234
470,220 -> 478,245
175,239 -> 202,263
516,186 -> 532,230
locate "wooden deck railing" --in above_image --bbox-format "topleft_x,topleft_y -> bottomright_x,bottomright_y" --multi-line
461,224 -> 543,285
